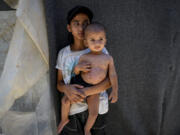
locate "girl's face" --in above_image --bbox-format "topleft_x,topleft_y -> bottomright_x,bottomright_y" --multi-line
67,13 -> 90,40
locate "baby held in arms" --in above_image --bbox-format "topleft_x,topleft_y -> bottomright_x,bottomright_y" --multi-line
58,22 -> 118,135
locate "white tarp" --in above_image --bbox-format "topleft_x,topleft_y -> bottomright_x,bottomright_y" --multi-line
0,0 -> 56,134
0,20 -> 48,117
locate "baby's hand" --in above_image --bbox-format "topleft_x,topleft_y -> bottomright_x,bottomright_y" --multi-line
109,91 -> 118,103
74,61 -> 91,74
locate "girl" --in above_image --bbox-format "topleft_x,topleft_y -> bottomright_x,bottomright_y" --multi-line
56,6 -> 111,135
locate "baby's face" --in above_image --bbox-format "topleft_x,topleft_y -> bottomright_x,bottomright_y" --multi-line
85,31 -> 106,52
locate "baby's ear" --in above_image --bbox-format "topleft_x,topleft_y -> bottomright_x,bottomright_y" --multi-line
67,24 -> 71,32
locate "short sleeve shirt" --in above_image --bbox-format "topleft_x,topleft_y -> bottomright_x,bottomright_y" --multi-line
56,45 -> 109,115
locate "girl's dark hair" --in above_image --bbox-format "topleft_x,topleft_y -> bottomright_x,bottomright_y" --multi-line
67,5 -> 93,44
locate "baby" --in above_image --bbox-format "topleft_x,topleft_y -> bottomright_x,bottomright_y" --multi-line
58,22 -> 118,135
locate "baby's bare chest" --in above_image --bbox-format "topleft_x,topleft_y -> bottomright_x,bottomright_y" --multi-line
81,55 -> 110,84
86,55 -> 109,69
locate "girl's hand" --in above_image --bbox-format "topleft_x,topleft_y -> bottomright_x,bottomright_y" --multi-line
109,91 -> 118,103
74,61 -> 91,74
64,84 -> 86,103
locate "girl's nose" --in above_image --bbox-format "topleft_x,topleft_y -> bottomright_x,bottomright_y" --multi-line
79,24 -> 83,31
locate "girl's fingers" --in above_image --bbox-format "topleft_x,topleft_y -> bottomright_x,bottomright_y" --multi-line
72,97 -> 79,103
72,86 -> 86,98
73,91 -> 85,98
77,91 -> 86,98
73,84 -> 84,89
73,95 -> 84,103
77,96 -> 84,102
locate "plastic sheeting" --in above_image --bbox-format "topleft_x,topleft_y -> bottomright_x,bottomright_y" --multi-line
0,0 -> 56,134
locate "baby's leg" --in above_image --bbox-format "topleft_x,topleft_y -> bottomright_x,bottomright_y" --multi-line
57,95 -> 70,134
84,94 -> 99,135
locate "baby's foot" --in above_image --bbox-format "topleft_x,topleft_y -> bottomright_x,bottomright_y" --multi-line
57,119 -> 69,134
84,130 -> 92,135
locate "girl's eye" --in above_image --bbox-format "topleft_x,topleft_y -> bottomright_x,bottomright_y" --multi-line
73,22 -> 79,26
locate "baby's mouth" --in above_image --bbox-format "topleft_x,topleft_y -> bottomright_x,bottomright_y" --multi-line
95,46 -> 101,49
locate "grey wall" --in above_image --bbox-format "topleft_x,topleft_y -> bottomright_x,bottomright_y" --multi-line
44,0 -> 180,135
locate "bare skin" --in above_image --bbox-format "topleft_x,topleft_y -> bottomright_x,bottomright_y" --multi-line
57,14 -> 112,134
80,29 -> 118,135
80,53 -> 111,84
58,28 -> 118,135
82,29 -> 118,104
80,52 -> 111,135
74,29 -> 119,135
79,52 -> 118,135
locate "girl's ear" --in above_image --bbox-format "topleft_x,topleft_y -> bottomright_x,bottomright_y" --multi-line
67,24 -> 71,32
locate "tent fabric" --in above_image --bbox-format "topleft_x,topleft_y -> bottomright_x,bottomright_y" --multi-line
44,0 -> 180,135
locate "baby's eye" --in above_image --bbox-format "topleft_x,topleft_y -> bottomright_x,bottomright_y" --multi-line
90,39 -> 95,42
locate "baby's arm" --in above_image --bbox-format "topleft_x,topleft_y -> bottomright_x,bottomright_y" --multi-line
73,55 -> 91,75
108,56 -> 118,103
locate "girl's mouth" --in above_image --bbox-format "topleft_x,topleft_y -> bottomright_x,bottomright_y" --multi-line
78,33 -> 84,36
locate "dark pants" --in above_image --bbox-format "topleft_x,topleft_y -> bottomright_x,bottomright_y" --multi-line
60,110 -> 108,135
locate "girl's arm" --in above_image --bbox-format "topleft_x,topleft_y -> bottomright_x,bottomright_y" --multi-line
57,69 -> 86,103
82,77 -> 111,96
